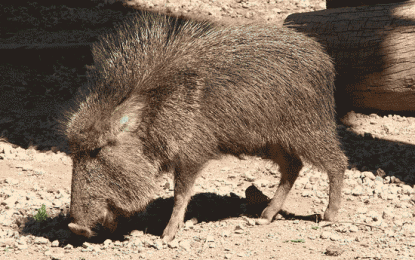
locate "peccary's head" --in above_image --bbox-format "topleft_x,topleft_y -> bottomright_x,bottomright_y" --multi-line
66,93 -> 158,238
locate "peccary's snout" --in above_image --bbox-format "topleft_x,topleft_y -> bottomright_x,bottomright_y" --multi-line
68,206 -> 118,238
68,223 -> 94,238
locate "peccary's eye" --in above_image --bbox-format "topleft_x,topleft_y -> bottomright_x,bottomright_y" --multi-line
90,148 -> 102,158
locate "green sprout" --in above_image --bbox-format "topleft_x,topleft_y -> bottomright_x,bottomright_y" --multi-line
34,204 -> 48,222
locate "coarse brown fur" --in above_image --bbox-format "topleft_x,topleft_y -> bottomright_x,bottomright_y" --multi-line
64,11 -> 347,241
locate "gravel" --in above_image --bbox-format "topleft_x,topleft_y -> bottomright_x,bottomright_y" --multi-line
1,136 -> 415,259
1,1 -> 415,259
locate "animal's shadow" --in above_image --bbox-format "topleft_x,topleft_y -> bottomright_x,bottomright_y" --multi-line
20,191 -> 323,247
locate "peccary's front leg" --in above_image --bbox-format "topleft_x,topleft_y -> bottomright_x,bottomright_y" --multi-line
256,145 -> 303,225
161,167 -> 199,242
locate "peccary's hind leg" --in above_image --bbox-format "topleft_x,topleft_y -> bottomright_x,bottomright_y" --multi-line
162,166 -> 199,242
323,158 -> 345,221
256,145 -> 303,225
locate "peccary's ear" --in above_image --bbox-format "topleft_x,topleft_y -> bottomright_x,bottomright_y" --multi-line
110,96 -> 146,134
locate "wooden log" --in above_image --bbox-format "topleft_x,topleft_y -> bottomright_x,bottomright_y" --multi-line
326,0 -> 408,9
285,1 -> 415,113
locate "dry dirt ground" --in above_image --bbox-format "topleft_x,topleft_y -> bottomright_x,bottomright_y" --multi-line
1,1 -> 415,260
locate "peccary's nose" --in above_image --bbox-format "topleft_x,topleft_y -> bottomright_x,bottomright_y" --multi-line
68,223 -> 94,238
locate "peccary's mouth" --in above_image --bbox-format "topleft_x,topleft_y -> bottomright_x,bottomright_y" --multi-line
68,223 -> 95,238
68,205 -> 119,238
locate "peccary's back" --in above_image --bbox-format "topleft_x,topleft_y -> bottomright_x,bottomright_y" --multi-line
68,12 -> 341,173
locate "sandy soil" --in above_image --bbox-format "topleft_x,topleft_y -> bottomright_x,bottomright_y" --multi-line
0,1 -> 414,260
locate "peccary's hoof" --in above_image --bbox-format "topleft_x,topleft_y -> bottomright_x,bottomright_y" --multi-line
68,223 -> 94,238
161,223 -> 178,242
323,210 -> 338,222
161,233 -> 175,243
255,218 -> 272,225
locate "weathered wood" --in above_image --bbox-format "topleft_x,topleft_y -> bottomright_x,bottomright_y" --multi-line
285,1 -> 415,113
326,0 -> 408,9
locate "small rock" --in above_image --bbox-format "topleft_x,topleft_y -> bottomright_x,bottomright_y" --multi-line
386,193 -> 396,200
52,199 -> 63,208
393,219 -> 403,227
253,179 -> 270,188
17,243 -> 28,250
329,233 -> 342,241
234,224 -> 245,234
349,225 -> 359,232
45,250 -> 64,260
367,210 -> 381,221
129,237 -> 143,247
16,237 -> 28,245
325,245 -> 344,256
33,168 -> 46,175
242,217 -> 255,226
356,206 -> 368,214
376,168 -> 386,178
130,230 -> 144,237
179,240 -> 191,251
49,251 -> 65,260
152,239 -> 164,250
243,172 -> 255,182
184,219 -> 194,229
22,165 -> 33,171
382,208 -> 394,220
206,234 -> 215,242
315,191 -> 326,199
272,8 -> 282,13
2,195 -> 19,207
400,195 -> 411,202
343,188 -> 351,195
388,185 -> 400,194
82,242 -> 94,249
298,0 -> 310,8
402,185 -> 414,195
207,7 -> 221,18
34,237 -> 49,244
221,230 -> 231,237
301,190 -> 314,197
362,171 -> 376,180
320,231 -> 331,239
0,209 -> 16,226
0,142 -> 13,155
374,183 -> 387,195
168,240 -> 179,249
51,240 -> 59,247
351,186 -> 364,196
63,244 -> 73,250
245,11 -> 255,18
0,238 -> 15,247
4,178 -> 18,185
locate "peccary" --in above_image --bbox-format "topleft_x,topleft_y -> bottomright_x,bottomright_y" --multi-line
65,11 -> 347,242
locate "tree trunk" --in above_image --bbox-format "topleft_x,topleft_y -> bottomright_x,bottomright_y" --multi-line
285,1 -> 415,114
